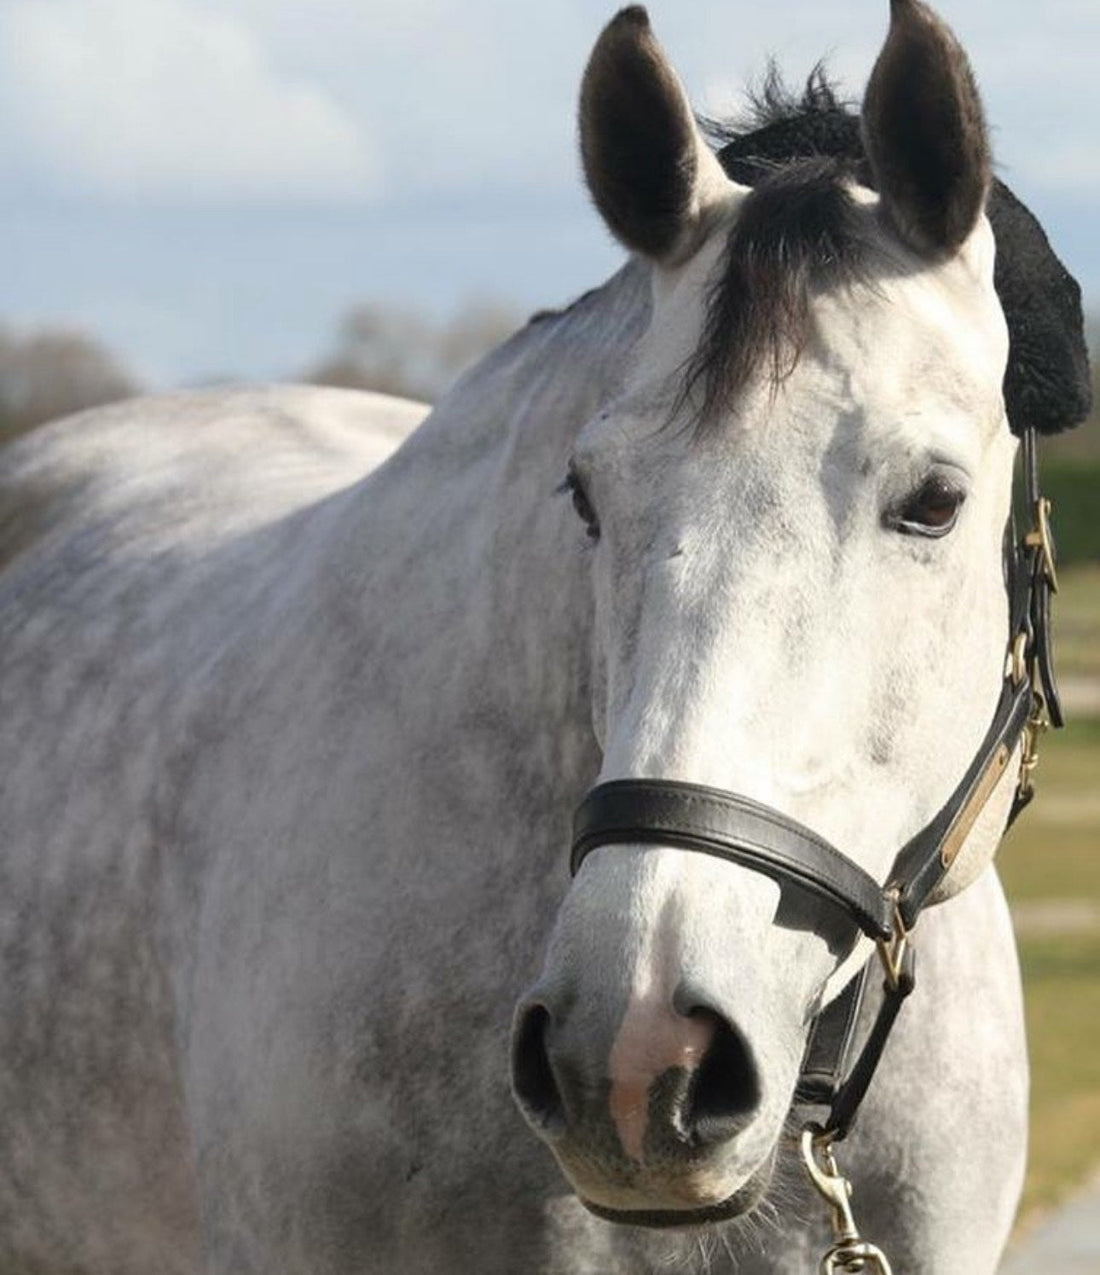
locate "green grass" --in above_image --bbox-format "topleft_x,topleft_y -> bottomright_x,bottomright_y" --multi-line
999,716 -> 1100,904
1014,930 -> 1100,1218
997,563 -> 1100,1219
1052,563 -> 1100,682
1040,461 -> 1100,565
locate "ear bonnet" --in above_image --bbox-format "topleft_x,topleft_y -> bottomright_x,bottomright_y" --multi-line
713,81 -> 1092,435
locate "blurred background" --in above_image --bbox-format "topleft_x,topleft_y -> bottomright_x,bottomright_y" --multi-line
0,0 -> 1095,1231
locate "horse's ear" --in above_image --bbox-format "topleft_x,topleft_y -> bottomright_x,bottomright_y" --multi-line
580,7 -> 730,263
861,0 -> 991,256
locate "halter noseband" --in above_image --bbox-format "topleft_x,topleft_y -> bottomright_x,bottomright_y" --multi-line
569,424 -> 1060,1145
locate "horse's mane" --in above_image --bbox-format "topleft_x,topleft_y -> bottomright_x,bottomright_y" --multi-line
706,64 -> 863,179
691,68 -> 1091,437
678,69 -> 872,430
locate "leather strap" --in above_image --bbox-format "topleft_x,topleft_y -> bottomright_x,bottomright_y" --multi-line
572,779 -> 894,942
796,967 -> 871,1107
888,675 -> 1033,930
823,945 -> 916,1139
1022,428 -> 1064,728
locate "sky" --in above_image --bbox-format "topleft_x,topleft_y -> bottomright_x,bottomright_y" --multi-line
0,0 -> 1096,388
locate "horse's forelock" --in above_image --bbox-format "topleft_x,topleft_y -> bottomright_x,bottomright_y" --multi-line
681,157 -> 871,432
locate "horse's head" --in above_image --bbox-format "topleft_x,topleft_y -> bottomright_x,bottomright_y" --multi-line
512,0 -> 1018,1224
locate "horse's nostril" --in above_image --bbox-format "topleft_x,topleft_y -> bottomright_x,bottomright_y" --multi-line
684,1011 -> 760,1147
511,1004 -> 565,1136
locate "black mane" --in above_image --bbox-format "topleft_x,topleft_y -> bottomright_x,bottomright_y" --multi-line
693,69 -> 1091,436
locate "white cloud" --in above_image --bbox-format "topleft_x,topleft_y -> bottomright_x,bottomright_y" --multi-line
0,0 -> 378,202
7,0 -> 1088,212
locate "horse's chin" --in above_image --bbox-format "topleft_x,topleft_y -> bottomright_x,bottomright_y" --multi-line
577,1147 -> 776,1230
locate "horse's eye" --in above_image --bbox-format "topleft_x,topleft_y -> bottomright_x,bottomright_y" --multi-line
563,467 -> 600,540
891,475 -> 966,538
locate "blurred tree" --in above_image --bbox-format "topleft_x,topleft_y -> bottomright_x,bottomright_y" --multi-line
0,327 -> 138,443
306,299 -> 522,403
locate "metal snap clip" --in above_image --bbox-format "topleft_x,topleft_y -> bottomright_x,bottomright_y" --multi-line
801,1126 -> 894,1275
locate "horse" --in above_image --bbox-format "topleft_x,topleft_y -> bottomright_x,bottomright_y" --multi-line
0,1 -> 1090,1272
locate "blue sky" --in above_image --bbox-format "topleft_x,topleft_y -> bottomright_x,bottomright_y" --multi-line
1,0 -> 1096,387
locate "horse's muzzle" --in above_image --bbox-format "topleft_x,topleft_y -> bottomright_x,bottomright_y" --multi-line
510,989 -> 773,1218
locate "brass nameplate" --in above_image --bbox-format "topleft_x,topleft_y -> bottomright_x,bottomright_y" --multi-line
940,743 -> 1012,870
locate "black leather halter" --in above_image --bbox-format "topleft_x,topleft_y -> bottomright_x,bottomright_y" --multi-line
570,425 -> 1061,1141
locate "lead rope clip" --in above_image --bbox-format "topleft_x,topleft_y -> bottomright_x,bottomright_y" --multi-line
800,1127 -> 894,1274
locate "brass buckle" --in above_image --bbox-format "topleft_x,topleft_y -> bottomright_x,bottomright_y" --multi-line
801,1127 -> 894,1274
1009,631 -> 1029,688
1024,497 -> 1058,593
875,891 -> 909,992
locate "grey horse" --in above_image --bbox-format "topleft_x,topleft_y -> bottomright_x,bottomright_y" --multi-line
0,2 -> 1089,1272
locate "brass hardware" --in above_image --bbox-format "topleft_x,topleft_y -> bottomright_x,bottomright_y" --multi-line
1017,689 -> 1050,805
821,1244 -> 894,1275
1010,631 -> 1029,688
875,891 -> 909,992
1005,493 -> 1057,807
939,743 -> 1012,869
801,1127 -> 894,1275
1024,497 -> 1058,593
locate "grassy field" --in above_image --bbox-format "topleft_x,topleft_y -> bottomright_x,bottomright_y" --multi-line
998,564 -> 1100,1219
1048,562 -> 1100,682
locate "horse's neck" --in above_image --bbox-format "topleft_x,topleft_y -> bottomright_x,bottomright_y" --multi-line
405,259 -> 649,492
329,262 -> 648,792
